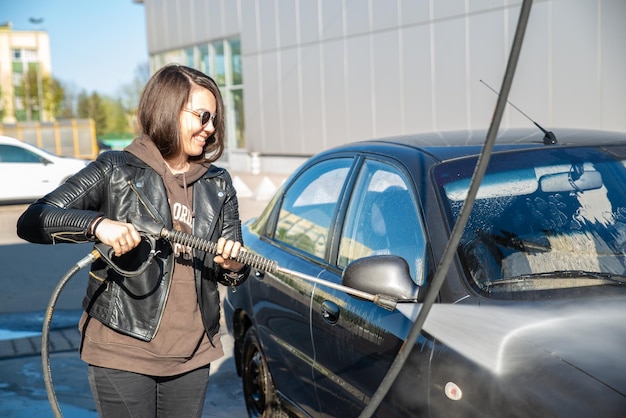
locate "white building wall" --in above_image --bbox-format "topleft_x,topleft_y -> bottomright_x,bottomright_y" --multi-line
143,0 -> 626,171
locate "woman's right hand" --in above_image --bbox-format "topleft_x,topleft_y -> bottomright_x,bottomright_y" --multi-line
94,219 -> 142,256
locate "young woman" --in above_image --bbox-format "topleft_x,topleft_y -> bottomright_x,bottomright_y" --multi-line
17,64 -> 249,417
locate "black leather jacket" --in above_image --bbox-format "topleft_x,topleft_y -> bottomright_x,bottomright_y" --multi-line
17,150 -> 248,342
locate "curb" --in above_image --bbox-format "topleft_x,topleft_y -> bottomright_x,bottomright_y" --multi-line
0,328 -> 80,360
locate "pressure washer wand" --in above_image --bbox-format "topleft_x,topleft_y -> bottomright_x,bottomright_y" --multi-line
160,228 -> 279,272
160,228 -> 397,310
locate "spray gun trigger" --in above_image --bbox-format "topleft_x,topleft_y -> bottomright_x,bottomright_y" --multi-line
94,232 -> 158,278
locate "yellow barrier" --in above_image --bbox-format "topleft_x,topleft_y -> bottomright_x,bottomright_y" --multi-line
0,118 -> 98,160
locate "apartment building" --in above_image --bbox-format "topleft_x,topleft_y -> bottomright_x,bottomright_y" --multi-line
0,22 -> 51,123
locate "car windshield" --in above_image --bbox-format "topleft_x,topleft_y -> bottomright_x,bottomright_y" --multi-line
435,144 -> 626,294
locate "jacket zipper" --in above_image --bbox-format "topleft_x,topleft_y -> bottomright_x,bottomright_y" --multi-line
127,179 -> 173,338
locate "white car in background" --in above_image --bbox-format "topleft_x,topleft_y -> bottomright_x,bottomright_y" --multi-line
0,135 -> 89,205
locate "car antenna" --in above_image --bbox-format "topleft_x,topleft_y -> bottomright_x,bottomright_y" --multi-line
480,79 -> 557,145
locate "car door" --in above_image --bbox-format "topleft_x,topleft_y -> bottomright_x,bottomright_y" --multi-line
253,157 -> 354,415
310,157 -> 433,417
0,143 -> 54,201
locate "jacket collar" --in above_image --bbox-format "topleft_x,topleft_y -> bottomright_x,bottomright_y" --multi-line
124,150 -> 225,180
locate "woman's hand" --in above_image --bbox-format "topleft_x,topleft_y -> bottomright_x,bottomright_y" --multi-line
94,218 -> 142,257
214,237 -> 244,272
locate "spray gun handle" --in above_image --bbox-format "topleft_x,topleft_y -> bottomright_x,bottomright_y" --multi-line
93,232 -> 158,277
158,228 -> 279,273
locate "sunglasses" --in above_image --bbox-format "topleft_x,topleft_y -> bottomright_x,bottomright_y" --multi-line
184,108 -> 216,126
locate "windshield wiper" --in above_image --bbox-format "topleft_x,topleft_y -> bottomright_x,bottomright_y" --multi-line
495,230 -> 551,252
484,270 -> 626,288
479,229 -> 551,253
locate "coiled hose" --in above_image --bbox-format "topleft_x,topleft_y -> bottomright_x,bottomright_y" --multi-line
42,228 -> 280,417
42,250 -> 100,418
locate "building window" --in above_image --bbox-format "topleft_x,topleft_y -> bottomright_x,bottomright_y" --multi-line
150,49 -> 184,70
222,38 -> 244,151
12,62 -> 23,74
230,89 -> 245,149
198,45 -> 210,75
211,41 -> 226,87
12,72 -> 23,87
23,49 -> 38,63
229,39 -> 242,85
14,96 -> 23,110
184,47 -> 194,68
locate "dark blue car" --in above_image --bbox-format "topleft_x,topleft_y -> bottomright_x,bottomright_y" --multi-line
224,128 -> 626,417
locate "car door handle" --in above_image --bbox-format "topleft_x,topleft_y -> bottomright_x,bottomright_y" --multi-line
321,300 -> 340,325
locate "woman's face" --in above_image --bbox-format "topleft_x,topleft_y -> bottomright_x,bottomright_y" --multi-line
179,86 -> 217,159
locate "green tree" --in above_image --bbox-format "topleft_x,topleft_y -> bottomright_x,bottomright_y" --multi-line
102,96 -> 132,137
54,61 -> 149,138
15,69 -> 64,121
44,76 -> 64,119
117,61 -> 150,134
0,85 -> 5,121
20,69 -> 40,120
77,91 -> 107,136
58,81 -> 79,119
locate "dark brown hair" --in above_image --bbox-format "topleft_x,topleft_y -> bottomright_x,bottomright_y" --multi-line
137,64 -> 225,163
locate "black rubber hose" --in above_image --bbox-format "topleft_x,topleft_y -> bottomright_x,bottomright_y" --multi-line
42,250 -> 99,418
162,229 -> 279,272
358,1 -> 534,416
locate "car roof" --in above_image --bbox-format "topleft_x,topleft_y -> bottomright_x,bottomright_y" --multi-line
0,135 -> 25,145
329,128 -> 626,162
0,135 -> 56,155
0,135 -> 87,163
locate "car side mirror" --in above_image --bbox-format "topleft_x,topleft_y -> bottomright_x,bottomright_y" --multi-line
342,255 -> 419,302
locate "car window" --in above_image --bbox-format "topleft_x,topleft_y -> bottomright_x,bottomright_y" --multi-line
435,145 -> 626,294
274,158 -> 352,259
0,144 -> 43,163
338,159 -> 426,284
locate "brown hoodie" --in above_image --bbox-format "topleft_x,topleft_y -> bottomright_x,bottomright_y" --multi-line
79,135 -> 224,376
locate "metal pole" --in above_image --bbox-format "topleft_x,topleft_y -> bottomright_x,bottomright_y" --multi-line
30,18 -> 44,122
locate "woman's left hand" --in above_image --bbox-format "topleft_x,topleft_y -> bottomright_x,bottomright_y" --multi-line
214,237 -> 244,272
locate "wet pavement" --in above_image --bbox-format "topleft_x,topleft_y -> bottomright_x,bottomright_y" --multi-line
0,309 -> 247,417
0,172 -> 286,417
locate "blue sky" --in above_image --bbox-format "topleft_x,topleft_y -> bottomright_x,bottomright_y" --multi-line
3,0 -> 148,96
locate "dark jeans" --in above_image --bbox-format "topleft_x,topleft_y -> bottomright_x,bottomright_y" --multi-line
88,364 -> 211,418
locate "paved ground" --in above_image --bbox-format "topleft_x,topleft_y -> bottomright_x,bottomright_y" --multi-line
0,172 -> 286,418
